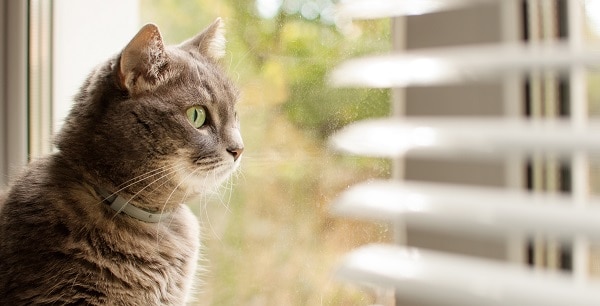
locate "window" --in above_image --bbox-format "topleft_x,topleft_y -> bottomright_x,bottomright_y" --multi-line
7,0 -> 600,305
1,1 -> 28,186
138,1 -> 392,304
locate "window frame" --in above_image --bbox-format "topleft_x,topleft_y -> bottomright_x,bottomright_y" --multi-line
1,0 -> 29,186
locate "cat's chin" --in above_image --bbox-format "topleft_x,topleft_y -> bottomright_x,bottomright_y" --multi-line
186,173 -> 230,194
179,163 -> 238,195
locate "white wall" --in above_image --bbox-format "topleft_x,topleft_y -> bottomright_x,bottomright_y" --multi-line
53,0 -> 140,133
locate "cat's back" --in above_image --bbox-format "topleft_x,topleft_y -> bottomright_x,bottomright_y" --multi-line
0,155 -> 97,303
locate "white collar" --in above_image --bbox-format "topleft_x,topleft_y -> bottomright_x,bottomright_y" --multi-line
96,188 -> 171,223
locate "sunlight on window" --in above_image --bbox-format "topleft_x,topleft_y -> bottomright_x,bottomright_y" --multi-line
585,0 -> 600,117
257,0 -> 336,23
256,0 -> 282,19
585,0 -> 600,37
138,0 -> 391,304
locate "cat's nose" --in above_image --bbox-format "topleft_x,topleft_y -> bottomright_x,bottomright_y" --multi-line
227,147 -> 244,161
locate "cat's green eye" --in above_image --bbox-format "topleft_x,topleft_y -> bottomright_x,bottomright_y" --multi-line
186,106 -> 207,128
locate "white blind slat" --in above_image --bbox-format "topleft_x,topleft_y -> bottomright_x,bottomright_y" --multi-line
332,180 -> 600,241
329,43 -> 600,88
331,118 -> 600,158
336,0 -> 498,20
337,244 -> 600,306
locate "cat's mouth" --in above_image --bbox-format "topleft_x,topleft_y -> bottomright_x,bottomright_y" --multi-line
192,156 -> 239,173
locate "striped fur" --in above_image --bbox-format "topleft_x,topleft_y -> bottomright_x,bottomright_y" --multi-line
0,19 -> 241,305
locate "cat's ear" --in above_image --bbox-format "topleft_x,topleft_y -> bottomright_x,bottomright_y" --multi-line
118,23 -> 167,93
179,18 -> 226,61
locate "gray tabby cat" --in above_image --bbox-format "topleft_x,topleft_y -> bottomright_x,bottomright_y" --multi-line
0,18 -> 243,305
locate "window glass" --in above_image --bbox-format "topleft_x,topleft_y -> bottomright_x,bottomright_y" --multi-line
585,1 -> 600,197
586,0 -> 600,117
582,0 -> 600,279
140,0 -> 391,304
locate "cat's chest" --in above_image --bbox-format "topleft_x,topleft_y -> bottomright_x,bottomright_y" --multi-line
82,207 -> 200,305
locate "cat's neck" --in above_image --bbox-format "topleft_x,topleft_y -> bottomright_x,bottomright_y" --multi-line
54,152 -> 188,216
94,186 -> 173,223
90,178 -> 187,217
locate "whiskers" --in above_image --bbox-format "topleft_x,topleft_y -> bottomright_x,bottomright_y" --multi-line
154,166 -> 203,234
90,157 -> 244,246
90,164 -> 185,221
97,165 -> 179,204
187,161 -> 244,243
236,154 -> 284,167
109,164 -> 188,219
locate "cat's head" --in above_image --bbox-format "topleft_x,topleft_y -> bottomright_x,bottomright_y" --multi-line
56,19 -> 243,210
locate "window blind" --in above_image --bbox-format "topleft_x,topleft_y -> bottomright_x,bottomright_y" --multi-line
328,0 -> 600,305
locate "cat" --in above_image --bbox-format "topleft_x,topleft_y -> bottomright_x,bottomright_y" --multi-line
0,18 -> 243,305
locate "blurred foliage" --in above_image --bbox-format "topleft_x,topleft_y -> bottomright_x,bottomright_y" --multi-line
141,0 -> 392,305
143,0 -> 390,138
223,0 -> 391,137
589,72 -> 600,116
